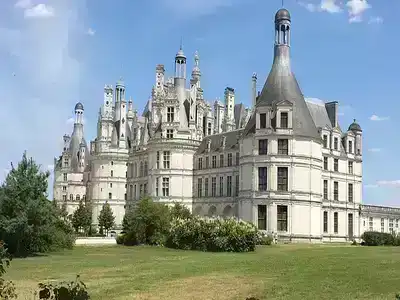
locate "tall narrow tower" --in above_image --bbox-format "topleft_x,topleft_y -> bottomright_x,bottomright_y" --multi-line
174,46 -> 188,129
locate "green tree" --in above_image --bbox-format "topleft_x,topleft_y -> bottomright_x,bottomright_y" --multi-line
170,202 -> 192,220
98,202 -> 115,235
0,152 -> 74,257
71,200 -> 91,234
122,197 -> 170,245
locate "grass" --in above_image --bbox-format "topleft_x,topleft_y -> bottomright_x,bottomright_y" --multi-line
4,244 -> 400,300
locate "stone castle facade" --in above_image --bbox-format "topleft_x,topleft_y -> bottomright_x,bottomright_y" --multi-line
53,8 -> 400,242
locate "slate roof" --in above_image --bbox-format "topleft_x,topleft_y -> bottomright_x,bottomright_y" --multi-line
195,129 -> 243,155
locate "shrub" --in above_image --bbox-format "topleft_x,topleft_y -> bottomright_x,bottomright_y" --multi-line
256,232 -> 273,245
169,203 -> 192,220
361,231 -> 397,246
116,234 -> 125,245
0,241 -> 17,299
37,275 -> 90,300
166,216 -> 258,252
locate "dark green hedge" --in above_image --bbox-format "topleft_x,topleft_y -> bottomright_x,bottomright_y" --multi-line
361,231 -> 400,246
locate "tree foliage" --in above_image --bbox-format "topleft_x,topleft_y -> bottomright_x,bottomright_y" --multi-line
0,152 -> 74,257
71,200 -> 92,234
122,197 -> 171,245
98,202 -> 115,235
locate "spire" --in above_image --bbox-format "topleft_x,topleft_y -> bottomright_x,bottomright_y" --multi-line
246,8 -> 319,140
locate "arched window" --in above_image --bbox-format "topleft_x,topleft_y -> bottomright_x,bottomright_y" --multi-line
76,195 -> 80,201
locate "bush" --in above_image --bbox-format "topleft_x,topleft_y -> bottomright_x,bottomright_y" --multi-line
166,216 -> 258,252
37,275 -> 89,299
116,234 -> 125,245
0,241 -> 17,299
361,231 -> 398,246
256,232 -> 273,245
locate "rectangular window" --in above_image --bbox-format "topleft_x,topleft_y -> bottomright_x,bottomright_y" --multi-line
62,195 -> 67,201
156,151 -> 160,169
235,174 -> 239,196
167,106 -> 174,122
277,205 -> 288,232
348,161 -> 353,174
396,219 -> 399,229
323,211 -> 328,233
198,157 -> 203,170
257,205 -> 267,230
207,123 -> 212,135
70,194 -> 73,201
134,185 -> 137,200
323,180 -> 328,200
227,153 -> 233,167
219,176 -> 224,196
334,181 -> 339,201
205,178 -> 209,197
166,129 -> 173,139
277,167 -> 288,191
162,177 -> 170,197
236,152 -> 240,165
144,161 -> 148,176
63,173 -> 67,181
212,156 -> 217,168
144,184 -> 147,195
197,178 -> 202,198
155,177 -> 159,196
259,113 -> 266,129
348,140 -> 353,154
63,158 -> 69,167
62,186 -> 66,191
348,213 -> 354,238
334,212 -> 338,233
389,219 -> 394,234
258,167 -> 268,191
163,151 -> 170,169
323,157 -> 328,170
278,139 -> 288,155
280,112 -> 288,128
211,177 -> 216,197
139,184 -> 143,197
369,217 -> 373,231
227,176 -> 232,197
323,135 -> 328,148
220,154 -> 224,167
139,162 -> 143,177
205,157 -> 209,169
334,158 -> 338,172
259,139 -> 268,155
109,183 -> 112,188
124,193 -> 127,201
348,183 -> 353,202
108,192 -> 112,200
334,137 -> 338,150
381,218 -> 384,232
111,170 -> 113,177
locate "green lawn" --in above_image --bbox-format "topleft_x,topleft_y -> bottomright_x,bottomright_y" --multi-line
4,244 -> 400,300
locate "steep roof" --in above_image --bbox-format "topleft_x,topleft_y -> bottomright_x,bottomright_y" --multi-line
195,129 -> 243,155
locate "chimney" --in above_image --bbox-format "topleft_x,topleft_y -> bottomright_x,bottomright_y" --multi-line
325,101 -> 338,128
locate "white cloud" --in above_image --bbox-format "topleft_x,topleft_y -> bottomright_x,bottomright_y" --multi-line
377,180 -> 400,188
86,28 -> 95,36
364,184 -> 378,188
368,148 -> 381,153
369,114 -> 390,121
0,1 -> 88,185
320,0 -> 342,13
24,4 -> 54,18
346,0 -> 371,23
15,0 -> 32,9
368,16 -> 383,24
299,0 -> 342,13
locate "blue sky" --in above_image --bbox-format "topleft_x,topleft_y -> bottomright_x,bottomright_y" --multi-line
0,0 -> 399,206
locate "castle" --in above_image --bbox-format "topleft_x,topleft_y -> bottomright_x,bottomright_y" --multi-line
53,8 -> 400,242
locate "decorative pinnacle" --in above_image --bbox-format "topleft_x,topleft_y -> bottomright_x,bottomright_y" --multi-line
194,51 -> 199,66
252,72 -> 257,79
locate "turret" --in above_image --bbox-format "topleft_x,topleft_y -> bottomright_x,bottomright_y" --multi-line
348,119 -> 362,156
174,46 -> 189,129
223,87 -> 235,132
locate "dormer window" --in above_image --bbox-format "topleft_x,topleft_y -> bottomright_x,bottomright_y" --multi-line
167,107 -> 174,122
260,113 -> 267,129
280,112 -> 288,128
334,137 -> 338,150
323,135 -> 328,148
166,129 -> 173,139
348,140 -> 353,154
